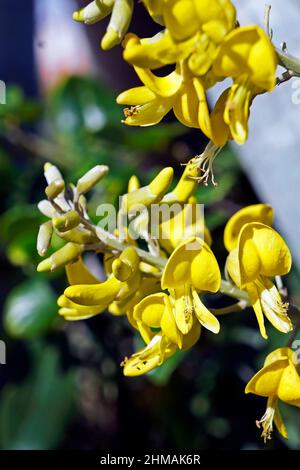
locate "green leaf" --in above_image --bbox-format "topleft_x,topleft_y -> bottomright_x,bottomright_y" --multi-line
0,346 -> 74,450
4,279 -> 57,339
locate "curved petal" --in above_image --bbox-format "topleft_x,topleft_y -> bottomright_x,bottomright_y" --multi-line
117,86 -> 156,105
274,403 -> 289,439
245,358 -> 287,397
133,292 -> 168,328
181,321 -> 201,350
238,223 -> 292,282
224,204 -> 274,252
64,276 -> 121,306
246,282 -> 268,339
122,97 -> 173,126
192,289 -> 220,334
134,67 -> 183,97
278,361 -> 300,405
65,257 -> 100,285
213,25 -> 276,90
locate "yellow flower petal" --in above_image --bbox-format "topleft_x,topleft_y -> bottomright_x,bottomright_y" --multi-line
278,362 -> 300,406
224,204 -> 274,252
213,25 -> 277,90
66,257 -> 99,285
134,67 -> 183,98
274,403 -> 289,440
238,223 -> 292,284
192,288 -> 220,334
246,282 -> 268,339
245,358 -> 287,397
64,276 -> 121,306
117,86 -> 156,105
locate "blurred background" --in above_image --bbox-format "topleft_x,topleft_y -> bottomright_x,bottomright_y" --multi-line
0,0 -> 299,451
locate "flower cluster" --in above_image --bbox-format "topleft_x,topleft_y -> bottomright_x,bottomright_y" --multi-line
74,0 -> 277,148
36,158 -> 298,441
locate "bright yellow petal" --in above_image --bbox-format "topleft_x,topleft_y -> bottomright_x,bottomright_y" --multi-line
133,293 -> 167,328
117,86 -> 156,105
278,361 -> 300,405
238,223 -> 292,282
122,97 -> 173,126
224,204 -> 274,252
213,25 -> 276,90
191,241 -> 221,292
245,359 -> 287,397
246,282 -> 268,339
192,289 -> 220,334
274,403 -> 289,439
181,321 -> 201,350
135,67 -> 183,97
64,276 -> 121,306
65,257 -> 99,285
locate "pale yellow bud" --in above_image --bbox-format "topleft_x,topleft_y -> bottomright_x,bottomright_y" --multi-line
56,227 -> 98,244
162,162 -> 199,203
122,167 -> 173,214
127,175 -> 141,193
38,200 -> 58,218
53,210 -> 81,232
73,0 -> 114,24
37,242 -> 84,272
44,163 -> 64,185
112,246 -> 139,281
76,165 -> 109,194
45,180 -> 65,200
101,0 -> 134,50
37,221 -> 53,256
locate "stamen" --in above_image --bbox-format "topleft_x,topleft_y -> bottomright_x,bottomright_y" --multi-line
187,141 -> 222,186
123,106 -> 138,118
256,406 -> 275,443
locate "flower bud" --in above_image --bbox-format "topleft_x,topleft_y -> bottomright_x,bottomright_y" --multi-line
53,210 -> 81,232
122,167 -> 173,214
112,246 -> 139,281
38,200 -> 58,218
101,0 -> 134,50
37,221 -> 53,256
76,165 -> 109,194
44,163 -> 64,186
56,227 -> 98,244
73,0 -> 114,24
37,242 -> 84,272
127,175 -> 140,193
45,180 -> 65,200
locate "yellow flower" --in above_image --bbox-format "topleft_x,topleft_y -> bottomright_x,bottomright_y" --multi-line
164,0 -> 236,75
58,257 -> 109,320
161,237 -> 221,334
122,291 -> 201,376
122,334 -> 177,376
73,0 -> 134,50
212,26 -> 277,144
224,204 -> 274,252
246,347 -> 300,442
123,0 -> 236,75
117,59 -> 213,141
62,247 -> 142,319
159,196 -> 212,254
226,223 -> 292,338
